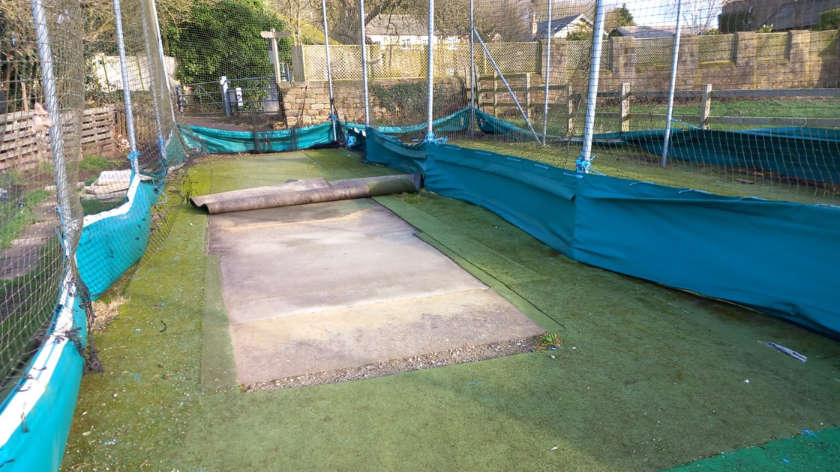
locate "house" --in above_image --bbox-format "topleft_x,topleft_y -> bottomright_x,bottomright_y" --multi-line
365,14 -> 460,46
532,14 -> 593,39
610,25 -> 680,39
720,0 -> 840,32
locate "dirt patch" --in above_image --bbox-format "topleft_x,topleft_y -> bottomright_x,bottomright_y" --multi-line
179,114 -> 280,132
91,295 -> 128,332
245,336 -> 539,392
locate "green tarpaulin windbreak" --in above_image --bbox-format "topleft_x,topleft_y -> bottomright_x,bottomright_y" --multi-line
363,127 -> 840,338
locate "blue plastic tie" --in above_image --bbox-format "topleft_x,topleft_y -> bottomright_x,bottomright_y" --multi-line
423,133 -> 447,144
346,135 -> 357,147
575,156 -> 591,176
128,150 -> 140,161
328,113 -> 338,122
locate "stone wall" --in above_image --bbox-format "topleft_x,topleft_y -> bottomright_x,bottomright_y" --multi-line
275,30 -> 839,127
276,78 -> 466,128
548,30 -> 840,92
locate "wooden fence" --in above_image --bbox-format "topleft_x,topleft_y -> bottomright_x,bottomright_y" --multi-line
0,106 -> 117,172
475,75 -> 840,134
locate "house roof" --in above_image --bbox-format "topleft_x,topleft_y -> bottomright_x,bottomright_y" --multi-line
761,0 -> 840,30
366,14 -> 428,37
611,25 -> 677,39
535,14 -> 591,36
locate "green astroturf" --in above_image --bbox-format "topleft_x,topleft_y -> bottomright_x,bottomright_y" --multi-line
61,149 -> 840,471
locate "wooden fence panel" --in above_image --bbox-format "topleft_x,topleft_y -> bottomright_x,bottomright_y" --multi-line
0,106 -> 116,172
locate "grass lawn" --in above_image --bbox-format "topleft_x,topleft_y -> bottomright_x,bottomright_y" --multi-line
0,188 -> 49,249
446,97 -> 840,206
61,148 -> 840,471
507,97 -> 840,135
448,138 -> 840,206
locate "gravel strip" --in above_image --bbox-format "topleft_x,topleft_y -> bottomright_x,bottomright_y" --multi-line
245,336 -> 540,392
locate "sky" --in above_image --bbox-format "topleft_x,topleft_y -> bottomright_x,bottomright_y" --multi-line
619,0 -> 723,28
542,1 -> 725,30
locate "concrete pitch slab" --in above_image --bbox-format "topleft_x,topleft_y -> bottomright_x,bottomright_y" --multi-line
208,199 -> 543,387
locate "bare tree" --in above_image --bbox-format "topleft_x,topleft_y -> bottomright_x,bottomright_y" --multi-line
673,0 -> 735,33
326,0 -> 409,44
278,0 -> 319,45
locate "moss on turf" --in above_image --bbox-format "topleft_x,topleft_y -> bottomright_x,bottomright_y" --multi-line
62,149 -> 840,471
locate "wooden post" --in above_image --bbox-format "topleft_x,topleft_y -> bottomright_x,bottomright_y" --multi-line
525,73 -> 531,120
465,65 -> 471,107
619,82 -> 630,133
701,83 -> 713,130
134,55 -> 144,90
475,74 -> 481,111
492,71 -> 498,116
566,84 -> 575,136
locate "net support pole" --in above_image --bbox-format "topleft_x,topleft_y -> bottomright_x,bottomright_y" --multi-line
474,28 -> 541,144
468,0 -> 475,134
541,0 -> 552,145
661,0 -> 683,167
578,0 -> 606,174
425,0 -> 435,141
321,0 -> 337,140
359,0 -> 370,126
149,0 -> 177,127
140,3 -> 166,164
30,0 -> 76,243
113,0 -> 139,174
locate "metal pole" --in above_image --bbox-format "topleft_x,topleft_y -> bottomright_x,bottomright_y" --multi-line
468,0 -> 475,134
113,0 -> 139,174
541,0 -> 552,145
474,29 -> 541,144
321,0 -> 337,140
30,0 -> 75,241
360,0 -> 370,126
661,0 -> 683,167
426,0 -> 435,140
140,5 -> 166,165
578,0 -> 606,173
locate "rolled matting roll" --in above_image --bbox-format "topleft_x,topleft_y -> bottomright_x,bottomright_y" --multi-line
190,174 -> 422,214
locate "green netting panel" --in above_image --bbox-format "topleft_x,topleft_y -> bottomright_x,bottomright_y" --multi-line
471,109 -> 840,186
348,108 -> 472,137
613,128 -> 840,185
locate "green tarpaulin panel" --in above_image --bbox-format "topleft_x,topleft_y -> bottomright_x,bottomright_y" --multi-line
363,127 -> 840,337
76,178 -> 159,299
617,127 -> 840,184
179,122 -> 333,154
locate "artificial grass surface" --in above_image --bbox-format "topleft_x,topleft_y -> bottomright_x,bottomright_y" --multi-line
62,149 -> 840,471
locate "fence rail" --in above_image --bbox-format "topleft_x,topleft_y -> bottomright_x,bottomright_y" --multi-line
475,77 -> 840,131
